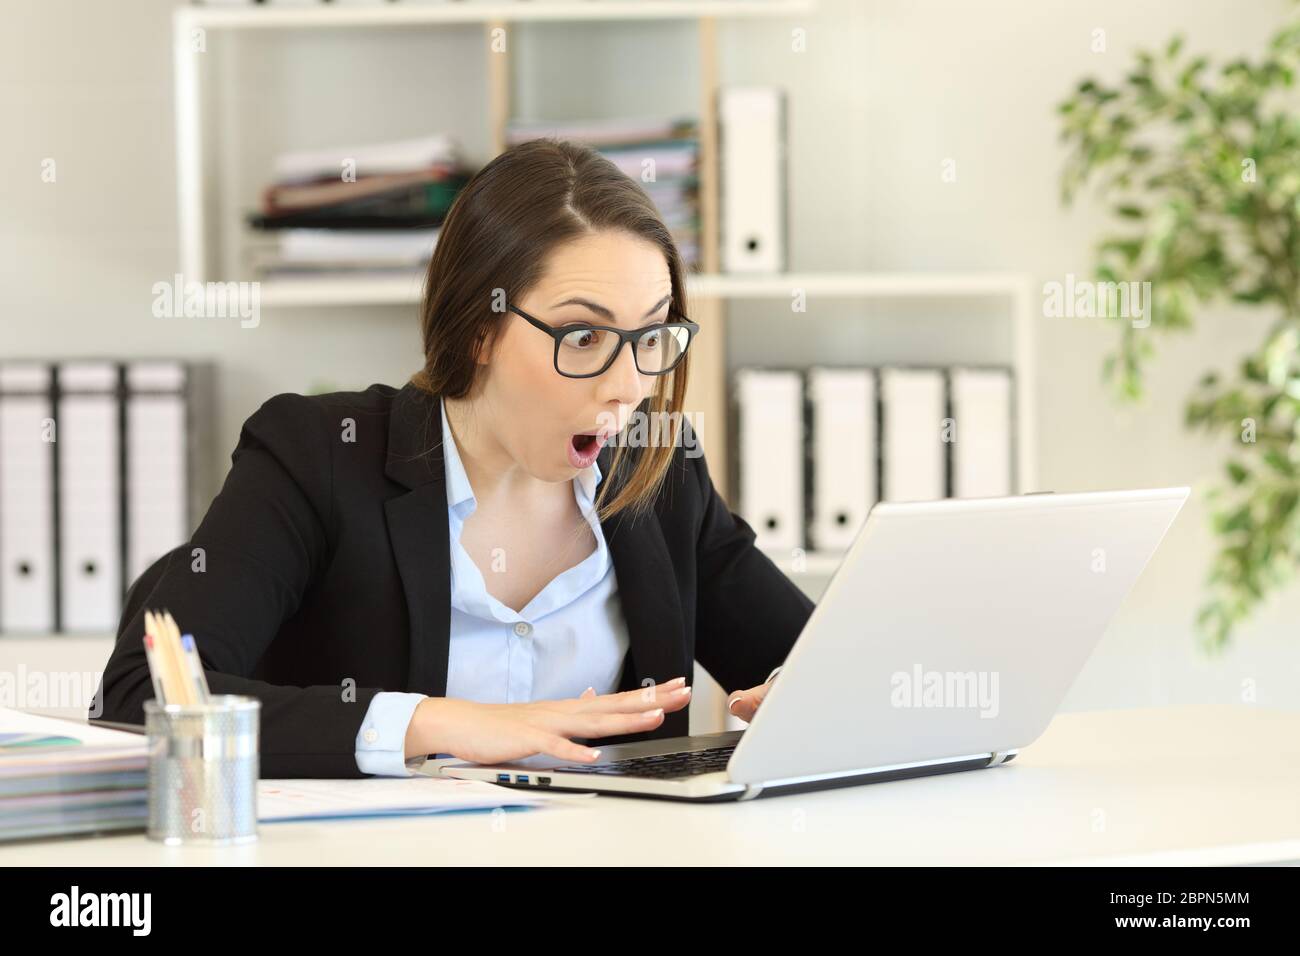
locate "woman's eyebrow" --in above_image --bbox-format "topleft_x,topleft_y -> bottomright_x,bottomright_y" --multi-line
550,293 -> 672,321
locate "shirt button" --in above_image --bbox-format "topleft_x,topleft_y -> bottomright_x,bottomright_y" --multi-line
513,622 -> 532,637
362,729 -> 378,744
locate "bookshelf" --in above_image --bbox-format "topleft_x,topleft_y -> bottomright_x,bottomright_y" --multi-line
169,0 -> 1037,573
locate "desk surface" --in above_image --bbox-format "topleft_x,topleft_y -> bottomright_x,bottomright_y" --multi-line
3,704 -> 1297,866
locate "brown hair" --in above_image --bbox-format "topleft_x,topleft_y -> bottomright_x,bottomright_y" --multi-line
410,138 -> 691,523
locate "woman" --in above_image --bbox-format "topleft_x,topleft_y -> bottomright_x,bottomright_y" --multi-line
94,139 -> 814,778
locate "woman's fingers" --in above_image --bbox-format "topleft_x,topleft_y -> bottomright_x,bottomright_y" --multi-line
533,731 -> 603,763
566,678 -> 691,714
727,682 -> 771,723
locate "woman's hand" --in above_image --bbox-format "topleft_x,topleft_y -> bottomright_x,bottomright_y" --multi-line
727,678 -> 775,723
407,677 -> 693,765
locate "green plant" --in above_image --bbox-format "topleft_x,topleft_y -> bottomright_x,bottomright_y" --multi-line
1058,14 -> 1300,650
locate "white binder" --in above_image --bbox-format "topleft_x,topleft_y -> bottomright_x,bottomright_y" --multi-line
125,362 -> 189,585
808,367 -> 876,551
879,368 -> 947,502
950,367 -> 1013,498
0,363 -> 56,633
719,86 -> 786,273
57,362 -> 122,632
735,369 -> 804,552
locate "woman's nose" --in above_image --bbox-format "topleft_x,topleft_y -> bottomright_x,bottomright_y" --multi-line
600,340 -> 645,406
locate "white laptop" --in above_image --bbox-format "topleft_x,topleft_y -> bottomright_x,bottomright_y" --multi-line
439,487 -> 1189,802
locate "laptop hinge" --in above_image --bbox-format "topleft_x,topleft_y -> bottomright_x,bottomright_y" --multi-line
987,751 -> 1012,766
737,783 -> 765,800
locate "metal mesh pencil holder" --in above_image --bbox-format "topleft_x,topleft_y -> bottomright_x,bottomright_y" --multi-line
144,695 -> 260,846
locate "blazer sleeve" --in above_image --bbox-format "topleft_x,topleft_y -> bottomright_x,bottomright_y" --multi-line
689,434 -> 815,694
91,392 -> 385,778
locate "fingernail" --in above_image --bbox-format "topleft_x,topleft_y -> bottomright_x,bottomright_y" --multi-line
641,708 -> 663,717
587,749 -> 601,761
666,676 -> 686,686
676,686 -> 692,696
584,686 -> 594,695
728,697 -> 741,712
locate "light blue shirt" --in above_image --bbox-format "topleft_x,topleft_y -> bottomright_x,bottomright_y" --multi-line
354,397 -> 629,775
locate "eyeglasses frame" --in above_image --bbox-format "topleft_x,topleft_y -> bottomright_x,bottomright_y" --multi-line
507,302 -> 701,379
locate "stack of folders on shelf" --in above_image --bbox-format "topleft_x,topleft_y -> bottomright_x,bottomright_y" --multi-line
506,116 -> 701,269
247,133 -> 474,280
734,366 -> 1015,556
0,360 -> 214,635
0,707 -> 147,842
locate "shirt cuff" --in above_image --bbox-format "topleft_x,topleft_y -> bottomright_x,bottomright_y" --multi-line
355,691 -> 428,776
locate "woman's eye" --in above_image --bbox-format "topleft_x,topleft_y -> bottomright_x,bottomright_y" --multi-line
561,328 -> 601,349
641,331 -> 661,350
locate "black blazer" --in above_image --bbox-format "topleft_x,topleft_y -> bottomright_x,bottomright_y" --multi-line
92,382 -> 814,777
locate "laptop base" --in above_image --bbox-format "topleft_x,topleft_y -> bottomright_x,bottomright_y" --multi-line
475,751 -> 1016,803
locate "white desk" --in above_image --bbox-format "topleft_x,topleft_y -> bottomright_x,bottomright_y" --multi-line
3,705 -> 1297,866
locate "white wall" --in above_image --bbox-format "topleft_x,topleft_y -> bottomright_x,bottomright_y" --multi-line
2,0 -> 1296,719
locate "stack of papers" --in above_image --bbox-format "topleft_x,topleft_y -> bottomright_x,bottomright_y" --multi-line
0,709 -> 570,841
506,116 -> 701,268
248,133 -> 473,280
0,708 -> 148,842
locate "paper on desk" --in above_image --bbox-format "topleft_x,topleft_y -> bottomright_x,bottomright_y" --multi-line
258,776 -> 548,823
0,707 -> 147,781
0,707 -> 147,749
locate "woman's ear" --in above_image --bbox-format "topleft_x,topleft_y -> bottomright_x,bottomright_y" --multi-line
471,328 -> 493,366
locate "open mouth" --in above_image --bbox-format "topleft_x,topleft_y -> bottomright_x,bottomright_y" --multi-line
567,430 -> 608,468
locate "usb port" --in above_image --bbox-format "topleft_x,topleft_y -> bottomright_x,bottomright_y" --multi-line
496,773 -> 510,783
516,774 -> 529,785
538,776 -> 551,787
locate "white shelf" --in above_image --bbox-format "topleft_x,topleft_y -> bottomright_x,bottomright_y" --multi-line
253,270 -> 1030,307
689,271 -> 1027,299
258,274 -> 428,307
181,1 -> 815,30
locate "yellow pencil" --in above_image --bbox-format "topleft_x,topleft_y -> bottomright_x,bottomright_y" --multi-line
161,608 -> 195,706
148,608 -> 192,706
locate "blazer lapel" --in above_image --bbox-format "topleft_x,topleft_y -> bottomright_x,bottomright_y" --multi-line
383,383 -> 452,696
597,443 -> 690,736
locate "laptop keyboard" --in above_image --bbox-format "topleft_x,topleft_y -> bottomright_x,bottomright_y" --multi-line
551,744 -> 737,779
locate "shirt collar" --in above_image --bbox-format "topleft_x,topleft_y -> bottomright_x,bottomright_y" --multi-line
439,396 -> 602,510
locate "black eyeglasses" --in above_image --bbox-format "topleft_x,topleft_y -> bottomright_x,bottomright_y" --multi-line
508,303 -> 700,379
